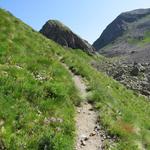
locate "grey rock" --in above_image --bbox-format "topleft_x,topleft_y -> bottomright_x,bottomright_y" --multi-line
130,63 -> 145,76
80,134 -> 88,141
80,140 -> 86,146
90,131 -> 96,136
130,66 -> 140,76
40,20 -> 95,54
141,90 -> 150,96
44,117 -> 63,124
136,63 -> 146,72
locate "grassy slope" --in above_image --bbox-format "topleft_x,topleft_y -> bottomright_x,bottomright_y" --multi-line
0,9 -> 80,150
1,9 -> 150,150
61,50 -> 150,150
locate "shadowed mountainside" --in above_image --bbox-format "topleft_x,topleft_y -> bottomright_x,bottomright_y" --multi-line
93,8 -> 150,63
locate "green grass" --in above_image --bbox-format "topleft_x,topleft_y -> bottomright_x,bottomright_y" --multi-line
0,9 -> 80,150
127,31 -> 150,45
58,50 -> 150,149
142,31 -> 150,43
1,8 -> 150,150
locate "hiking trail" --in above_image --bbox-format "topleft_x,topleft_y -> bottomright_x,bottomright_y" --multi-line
73,73 -> 102,150
61,63 -> 103,150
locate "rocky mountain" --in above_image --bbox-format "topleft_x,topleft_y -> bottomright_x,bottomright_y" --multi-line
92,8 -> 150,98
93,8 -> 150,63
40,20 -> 95,54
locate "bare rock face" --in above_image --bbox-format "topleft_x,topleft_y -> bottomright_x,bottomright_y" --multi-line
93,8 -> 150,63
40,20 -> 95,54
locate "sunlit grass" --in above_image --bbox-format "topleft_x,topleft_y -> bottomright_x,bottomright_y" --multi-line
0,9 -> 80,150
60,49 -> 150,149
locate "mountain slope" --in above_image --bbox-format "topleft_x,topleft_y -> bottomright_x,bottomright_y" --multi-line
0,9 -> 80,150
1,8 -> 150,150
93,8 -> 150,63
40,20 -> 95,54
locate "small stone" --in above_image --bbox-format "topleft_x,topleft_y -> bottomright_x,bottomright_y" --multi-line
107,135 -> 111,139
94,125 -> 100,130
90,131 -> 96,136
81,140 -> 86,146
77,110 -> 81,113
80,134 -> 88,141
89,108 -> 93,111
56,118 -> 63,123
103,135 -> 106,139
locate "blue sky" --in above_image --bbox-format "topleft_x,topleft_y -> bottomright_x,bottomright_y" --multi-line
0,0 -> 150,44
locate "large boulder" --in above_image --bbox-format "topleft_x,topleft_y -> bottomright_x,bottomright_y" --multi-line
40,20 -> 95,54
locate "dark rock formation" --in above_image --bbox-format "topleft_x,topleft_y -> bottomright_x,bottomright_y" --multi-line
40,20 -> 95,54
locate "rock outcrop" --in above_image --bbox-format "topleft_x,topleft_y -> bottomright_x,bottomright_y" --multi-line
40,20 -> 95,54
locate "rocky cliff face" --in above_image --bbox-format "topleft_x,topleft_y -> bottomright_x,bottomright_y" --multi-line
93,8 -> 150,63
40,20 -> 95,54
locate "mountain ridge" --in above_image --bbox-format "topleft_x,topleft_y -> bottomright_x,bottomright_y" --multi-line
93,9 -> 150,61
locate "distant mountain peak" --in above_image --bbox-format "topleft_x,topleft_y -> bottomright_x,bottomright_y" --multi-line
93,8 -> 150,51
